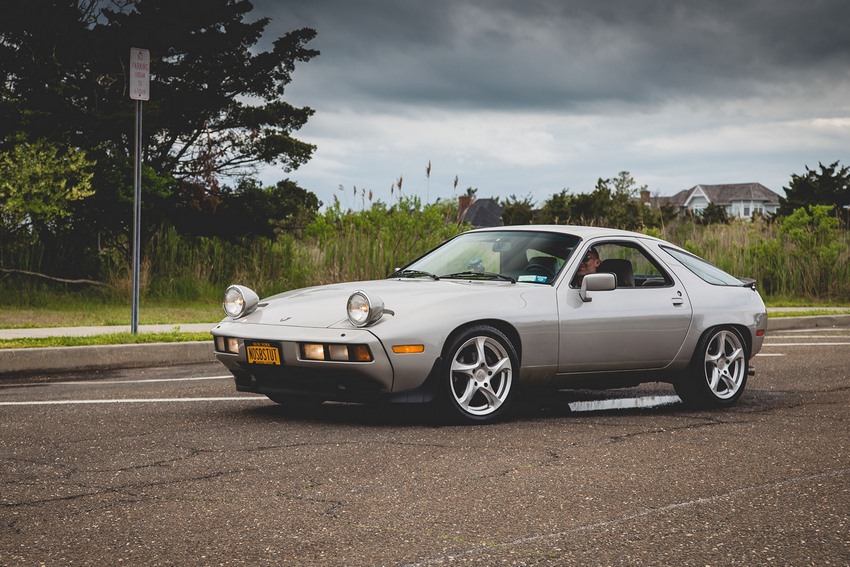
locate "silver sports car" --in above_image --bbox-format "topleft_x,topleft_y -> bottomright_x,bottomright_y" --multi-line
212,225 -> 767,423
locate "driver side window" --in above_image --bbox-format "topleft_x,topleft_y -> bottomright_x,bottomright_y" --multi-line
571,242 -> 672,288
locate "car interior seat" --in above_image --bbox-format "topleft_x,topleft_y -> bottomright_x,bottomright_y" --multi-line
597,259 -> 635,287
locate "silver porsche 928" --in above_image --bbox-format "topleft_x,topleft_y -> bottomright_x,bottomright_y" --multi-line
211,225 -> 767,423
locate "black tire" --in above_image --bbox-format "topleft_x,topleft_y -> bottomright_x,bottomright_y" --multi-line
265,395 -> 324,408
440,325 -> 518,424
675,326 -> 749,409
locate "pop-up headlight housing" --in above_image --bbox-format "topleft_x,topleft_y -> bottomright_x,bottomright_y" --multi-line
223,285 -> 259,319
346,291 -> 385,327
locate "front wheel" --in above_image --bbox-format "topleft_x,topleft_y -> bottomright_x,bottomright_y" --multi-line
675,327 -> 748,409
440,325 -> 518,424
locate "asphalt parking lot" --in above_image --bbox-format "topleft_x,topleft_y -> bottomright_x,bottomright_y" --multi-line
1,325 -> 848,565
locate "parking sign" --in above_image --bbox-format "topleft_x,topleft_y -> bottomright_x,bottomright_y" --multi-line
129,48 -> 150,101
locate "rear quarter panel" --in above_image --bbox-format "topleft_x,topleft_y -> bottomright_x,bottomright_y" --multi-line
665,261 -> 767,360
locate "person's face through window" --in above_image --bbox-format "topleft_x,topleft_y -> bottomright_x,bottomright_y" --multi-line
578,250 -> 600,277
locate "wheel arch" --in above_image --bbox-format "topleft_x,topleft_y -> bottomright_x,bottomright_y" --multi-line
692,323 -> 752,362
730,323 -> 754,359
442,319 -> 522,364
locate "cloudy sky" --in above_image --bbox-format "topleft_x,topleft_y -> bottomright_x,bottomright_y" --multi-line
253,0 -> 850,208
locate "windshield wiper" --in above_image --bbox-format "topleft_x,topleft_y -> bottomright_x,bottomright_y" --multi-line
441,271 -> 516,283
391,269 -> 440,280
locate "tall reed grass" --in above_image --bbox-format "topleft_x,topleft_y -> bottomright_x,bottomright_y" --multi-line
2,203 -> 848,306
654,206 -> 849,302
306,197 -> 465,284
132,226 -> 314,300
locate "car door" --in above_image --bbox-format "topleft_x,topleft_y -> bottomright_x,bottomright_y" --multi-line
557,239 -> 693,373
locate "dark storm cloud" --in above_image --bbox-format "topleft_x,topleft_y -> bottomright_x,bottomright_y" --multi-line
255,0 -> 850,111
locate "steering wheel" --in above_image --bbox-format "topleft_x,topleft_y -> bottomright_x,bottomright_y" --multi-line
524,263 -> 556,280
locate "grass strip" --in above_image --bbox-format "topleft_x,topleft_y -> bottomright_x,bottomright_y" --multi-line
0,332 -> 212,350
0,302 -> 221,329
767,309 -> 850,318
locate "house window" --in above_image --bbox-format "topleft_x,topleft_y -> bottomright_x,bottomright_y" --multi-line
744,206 -> 750,217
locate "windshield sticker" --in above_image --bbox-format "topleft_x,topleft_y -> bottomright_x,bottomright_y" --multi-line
517,275 -> 548,283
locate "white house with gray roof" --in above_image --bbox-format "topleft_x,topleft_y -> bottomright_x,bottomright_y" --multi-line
658,183 -> 781,220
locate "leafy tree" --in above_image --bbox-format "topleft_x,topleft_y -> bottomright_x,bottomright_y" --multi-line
500,194 -> 535,225
536,171 -> 653,230
697,202 -> 730,225
171,178 -> 320,240
655,201 -> 680,228
778,161 -> 850,226
0,0 -> 319,245
0,138 -> 94,244
537,189 -> 571,224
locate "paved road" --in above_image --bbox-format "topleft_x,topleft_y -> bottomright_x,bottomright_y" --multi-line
1,328 -> 849,566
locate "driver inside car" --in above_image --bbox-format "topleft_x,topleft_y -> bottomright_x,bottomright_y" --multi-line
572,247 -> 601,286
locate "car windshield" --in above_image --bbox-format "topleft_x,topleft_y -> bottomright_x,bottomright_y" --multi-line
401,230 -> 581,284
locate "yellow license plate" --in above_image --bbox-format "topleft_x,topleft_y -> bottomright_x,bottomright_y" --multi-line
246,344 -> 281,365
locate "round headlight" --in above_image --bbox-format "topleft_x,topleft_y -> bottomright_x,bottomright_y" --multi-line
347,291 -> 384,327
223,285 -> 259,319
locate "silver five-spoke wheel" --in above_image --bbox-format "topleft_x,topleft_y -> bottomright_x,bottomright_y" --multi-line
442,326 -> 517,423
704,329 -> 746,400
676,326 -> 749,408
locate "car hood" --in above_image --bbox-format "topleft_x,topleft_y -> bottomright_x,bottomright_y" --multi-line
222,279 -> 530,329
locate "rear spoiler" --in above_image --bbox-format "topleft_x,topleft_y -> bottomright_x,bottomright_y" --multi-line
738,277 -> 757,290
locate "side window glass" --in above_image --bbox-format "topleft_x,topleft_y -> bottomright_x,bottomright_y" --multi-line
571,241 -> 672,288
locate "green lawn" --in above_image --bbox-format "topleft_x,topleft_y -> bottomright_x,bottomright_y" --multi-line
0,331 -> 213,349
767,308 -> 850,318
0,300 -> 221,329
0,298 -> 221,348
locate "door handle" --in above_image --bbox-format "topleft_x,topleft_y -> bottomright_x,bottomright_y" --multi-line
672,297 -> 684,306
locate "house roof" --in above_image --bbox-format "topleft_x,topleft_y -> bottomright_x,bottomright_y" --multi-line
657,189 -> 690,207
462,198 -> 503,227
686,183 -> 780,206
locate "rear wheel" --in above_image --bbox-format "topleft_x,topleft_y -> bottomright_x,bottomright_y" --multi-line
675,327 -> 748,408
441,325 -> 518,424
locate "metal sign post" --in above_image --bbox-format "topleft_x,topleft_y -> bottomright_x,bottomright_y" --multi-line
129,48 -> 150,334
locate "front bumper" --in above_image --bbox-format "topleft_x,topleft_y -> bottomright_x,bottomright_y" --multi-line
211,321 -> 440,402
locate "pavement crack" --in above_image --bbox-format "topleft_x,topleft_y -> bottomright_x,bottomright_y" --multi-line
1,469 -> 248,509
608,417 -> 725,442
276,489 -> 346,519
400,467 -> 850,567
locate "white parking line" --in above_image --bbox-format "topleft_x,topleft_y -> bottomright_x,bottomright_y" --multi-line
762,342 -> 850,347
568,395 -> 680,412
48,375 -> 233,386
767,335 -> 850,339
0,396 -> 267,406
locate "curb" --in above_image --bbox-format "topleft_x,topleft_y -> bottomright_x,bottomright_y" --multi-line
0,342 -> 216,376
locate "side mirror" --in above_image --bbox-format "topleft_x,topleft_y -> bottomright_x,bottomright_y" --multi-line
580,273 -> 616,302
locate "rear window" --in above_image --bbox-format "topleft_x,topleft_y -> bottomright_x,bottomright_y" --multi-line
661,246 -> 744,286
